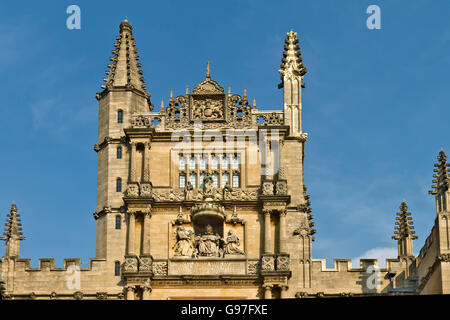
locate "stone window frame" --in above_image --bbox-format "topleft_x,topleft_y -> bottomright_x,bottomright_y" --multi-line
117,109 -> 124,124
175,150 -> 245,189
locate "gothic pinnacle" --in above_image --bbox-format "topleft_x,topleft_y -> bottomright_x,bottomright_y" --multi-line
1,203 -> 25,242
97,19 -> 152,108
392,201 -> 417,257
429,150 -> 449,196
278,30 -> 307,89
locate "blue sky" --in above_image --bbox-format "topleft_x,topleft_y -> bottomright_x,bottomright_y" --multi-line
0,1 -> 448,268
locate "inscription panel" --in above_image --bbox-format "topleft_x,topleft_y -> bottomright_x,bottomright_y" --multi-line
168,259 -> 246,275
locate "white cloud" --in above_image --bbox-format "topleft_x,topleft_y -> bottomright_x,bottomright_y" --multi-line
351,247 -> 397,268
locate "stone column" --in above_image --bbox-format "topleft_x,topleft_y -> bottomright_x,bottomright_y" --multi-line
143,142 -> 150,182
263,285 -> 272,299
279,209 -> 287,254
126,286 -> 135,300
127,213 -> 136,255
264,209 -> 272,254
142,212 -> 151,256
129,142 -> 137,182
280,285 -> 289,299
142,285 -> 152,300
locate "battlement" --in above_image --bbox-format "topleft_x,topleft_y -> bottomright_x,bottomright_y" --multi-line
312,258 -> 405,273
12,257 -> 107,272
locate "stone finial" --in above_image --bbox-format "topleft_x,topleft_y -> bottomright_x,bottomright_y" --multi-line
206,61 -> 211,79
119,18 -> 133,34
392,202 -> 417,258
278,30 -> 307,89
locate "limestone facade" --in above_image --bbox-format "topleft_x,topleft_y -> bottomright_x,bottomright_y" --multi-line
1,20 -> 449,300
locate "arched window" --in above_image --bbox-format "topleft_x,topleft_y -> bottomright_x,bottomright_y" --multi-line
212,173 -> 219,188
179,156 -> 187,170
117,110 -> 123,124
232,155 -> 240,170
199,156 -> 208,170
179,173 -> 186,188
211,156 -> 219,170
114,261 -> 121,276
222,172 -> 230,187
115,215 -> 121,229
232,173 -> 240,188
116,178 -> 122,192
189,156 -> 197,170
222,156 -> 229,169
189,173 -> 197,188
116,146 -> 122,159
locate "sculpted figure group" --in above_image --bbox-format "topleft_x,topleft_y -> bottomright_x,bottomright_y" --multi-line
173,224 -> 244,258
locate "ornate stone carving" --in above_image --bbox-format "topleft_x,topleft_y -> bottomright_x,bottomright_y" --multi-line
140,183 -> 152,197
438,254 -> 450,262
247,261 -> 260,275
49,292 -> 57,299
194,224 -> 221,257
276,255 -> 290,271
152,189 -> 184,202
295,292 -> 308,298
153,261 -> 168,276
96,292 -> 108,300
73,291 -> 84,300
138,256 -> 153,272
223,229 -> 244,256
275,181 -> 288,195
192,97 -> 224,121
261,255 -> 275,271
173,226 -> 195,257
262,181 -> 274,196
131,115 -> 151,127
123,256 -> 138,273
125,184 -> 139,198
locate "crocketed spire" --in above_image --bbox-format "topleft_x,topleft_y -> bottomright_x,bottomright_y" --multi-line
97,19 -> 151,105
1,204 -> 25,257
392,202 -> 417,258
278,30 -> 307,89
430,150 -> 450,195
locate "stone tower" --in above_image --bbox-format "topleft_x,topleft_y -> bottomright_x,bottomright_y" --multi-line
94,19 -> 153,260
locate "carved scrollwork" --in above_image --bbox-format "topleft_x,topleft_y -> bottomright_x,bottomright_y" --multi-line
153,261 -> 168,276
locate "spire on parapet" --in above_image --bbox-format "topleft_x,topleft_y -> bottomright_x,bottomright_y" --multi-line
278,30 -> 307,89
392,202 -> 417,258
1,204 -> 25,257
97,19 -> 151,107
430,150 -> 450,195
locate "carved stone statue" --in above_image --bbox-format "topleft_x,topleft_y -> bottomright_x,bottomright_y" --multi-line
224,229 -> 244,256
184,181 -> 193,200
195,224 -> 221,257
203,175 -> 214,200
173,226 -> 194,257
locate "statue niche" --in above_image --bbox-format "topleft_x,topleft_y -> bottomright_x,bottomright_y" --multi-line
171,203 -> 245,259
